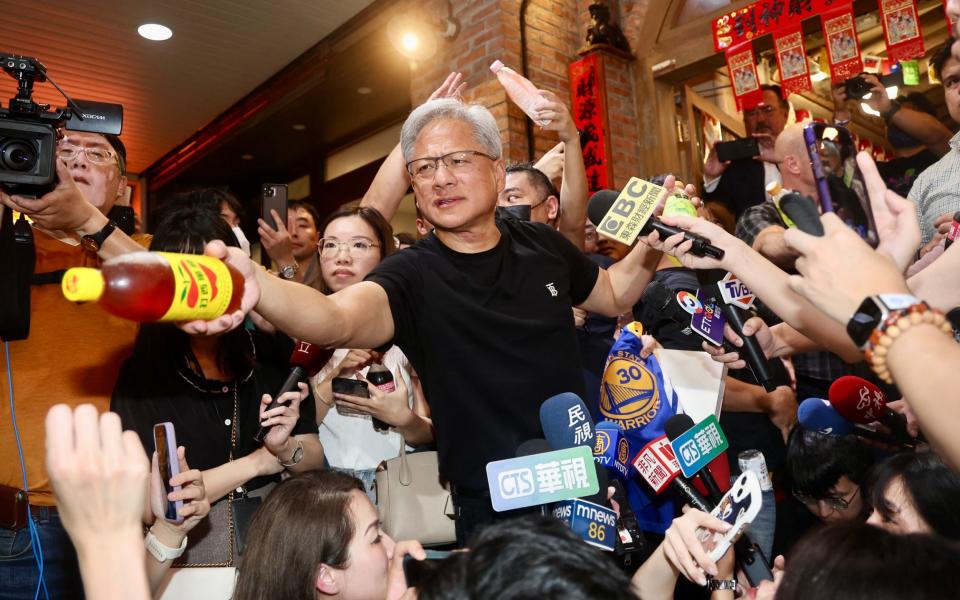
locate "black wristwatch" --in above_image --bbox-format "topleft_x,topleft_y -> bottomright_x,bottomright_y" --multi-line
80,220 -> 118,252
846,294 -> 921,348
881,99 -> 902,122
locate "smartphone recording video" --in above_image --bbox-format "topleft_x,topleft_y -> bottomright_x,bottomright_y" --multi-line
803,123 -> 879,247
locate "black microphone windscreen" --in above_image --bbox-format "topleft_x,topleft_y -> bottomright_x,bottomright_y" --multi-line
587,189 -> 619,227
780,193 -> 824,236
644,281 -> 673,312
516,438 -> 552,457
664,414 -> 696,441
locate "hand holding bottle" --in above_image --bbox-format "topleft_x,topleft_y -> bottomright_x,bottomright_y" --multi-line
533,90 -> 578,143
181,240 -> 261,335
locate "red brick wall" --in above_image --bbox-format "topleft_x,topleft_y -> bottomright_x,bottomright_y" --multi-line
407,0 -> 642,186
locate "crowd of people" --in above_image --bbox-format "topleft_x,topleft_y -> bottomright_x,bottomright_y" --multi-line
4,13 -> 960,600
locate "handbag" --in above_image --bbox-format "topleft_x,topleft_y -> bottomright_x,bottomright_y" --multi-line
375,442 -> 455,546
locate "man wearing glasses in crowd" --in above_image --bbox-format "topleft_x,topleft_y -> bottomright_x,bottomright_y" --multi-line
703,84 -> 790,221
0,130 -> 146,597
188,99 -> 665,545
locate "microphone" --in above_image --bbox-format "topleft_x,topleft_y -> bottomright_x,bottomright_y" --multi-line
516,439 -> 553,516
631,435 -> 712,512
643,282 -> 697,337
946,211 -> 960,250
697,270 -> 776,391
828,376 -> 914,447
664,415 -> 725,505
587,189 -> 725,259
593,421 -> 631,481
254,340 -> 332,442
779,193 -> 824,236
797,398 -> 854,436
797,398 -> 902,446
540,392 -> 596,450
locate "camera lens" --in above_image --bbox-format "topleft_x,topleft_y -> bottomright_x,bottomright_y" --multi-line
1,140 -> 37,172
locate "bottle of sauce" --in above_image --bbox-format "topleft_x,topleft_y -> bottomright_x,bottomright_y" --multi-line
61,251 -> 244,322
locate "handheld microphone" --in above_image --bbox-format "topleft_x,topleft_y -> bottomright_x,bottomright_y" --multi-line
254,340 -> 332,442
517,439 -> 555,516
664,415 -> 725,505
643,282 -> 697,337
631,435 -> 712,512
779,193 -> 824,236
540,393 -> 596,450
828,376 -> 914,447
797,398 -> 854,436
697,270 -> 776,391
593,421 -> 631,481
946,211 -> 960,250
797,397 -> 902,446
587,190 -> 725,259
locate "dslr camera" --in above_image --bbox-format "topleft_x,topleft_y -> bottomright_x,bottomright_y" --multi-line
0,53 -> 122,196
843,74 -> 874,100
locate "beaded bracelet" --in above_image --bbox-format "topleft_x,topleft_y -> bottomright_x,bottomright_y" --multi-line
863,303 -> 952,384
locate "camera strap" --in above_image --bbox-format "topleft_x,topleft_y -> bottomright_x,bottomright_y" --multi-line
0,208 -> 35,341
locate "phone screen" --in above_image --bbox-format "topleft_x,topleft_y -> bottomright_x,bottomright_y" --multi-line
803,123 -> 879,247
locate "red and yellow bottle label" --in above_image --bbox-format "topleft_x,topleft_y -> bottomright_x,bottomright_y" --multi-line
158,252 -> 234,321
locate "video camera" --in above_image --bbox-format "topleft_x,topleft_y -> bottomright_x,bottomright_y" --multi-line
0,53 -> 122,196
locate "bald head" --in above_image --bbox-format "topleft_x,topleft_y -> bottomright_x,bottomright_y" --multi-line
775,123 -> 816,196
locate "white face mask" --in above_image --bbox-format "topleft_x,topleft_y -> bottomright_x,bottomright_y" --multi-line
232,226 -> 252,257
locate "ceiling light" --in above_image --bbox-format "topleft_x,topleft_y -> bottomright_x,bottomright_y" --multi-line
357,86 -> 372,95
292,124 -> 307,131
137,23 -> 173,41
241,154 -> 254,160
401,33 -> 419,52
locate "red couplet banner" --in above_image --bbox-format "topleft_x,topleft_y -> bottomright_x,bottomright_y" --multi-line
725,42 -> 764,111
773,24 -> 813,97
712,0 -> 845,53
821,5 -> 864,81
879,0 -> 925,62
569,53 -> 613,193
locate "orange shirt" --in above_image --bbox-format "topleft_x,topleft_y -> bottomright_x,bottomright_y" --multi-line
0,229 -> 146,506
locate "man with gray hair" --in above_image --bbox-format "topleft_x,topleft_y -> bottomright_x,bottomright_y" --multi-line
187,98 -> 664,544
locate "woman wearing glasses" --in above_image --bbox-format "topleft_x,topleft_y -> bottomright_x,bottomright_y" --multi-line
311,206 -> 433,502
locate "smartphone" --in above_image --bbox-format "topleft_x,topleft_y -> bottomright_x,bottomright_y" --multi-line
403,550 -> 453,588
715,138 -> 760,163
696,471 -> 762,562
260,183 -> 288,232
153,422 -> 184,523
803,123 -> 880,247
331,377 -> 369,418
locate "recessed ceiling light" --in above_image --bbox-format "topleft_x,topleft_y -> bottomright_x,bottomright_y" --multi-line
357,87 -> 372,95
241,154 -> 254,160
292,123 -> 307,131
138,23 -> 173,41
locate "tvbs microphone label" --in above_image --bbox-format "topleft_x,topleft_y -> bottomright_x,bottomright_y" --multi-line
596,177 -> 664,246
552,499 -> 618,551
486,446 -> 599,512
632,435 -> 681,493
669,414 -> 729,479
718,273 -> 755,310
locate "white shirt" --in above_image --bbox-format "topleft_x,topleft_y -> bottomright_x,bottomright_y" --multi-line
703,161 -> 782,201
313,346 -> 415,470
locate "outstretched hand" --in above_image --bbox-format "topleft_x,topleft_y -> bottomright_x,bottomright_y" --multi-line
179,240 -> 261,335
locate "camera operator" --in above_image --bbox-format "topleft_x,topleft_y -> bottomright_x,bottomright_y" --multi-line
831,74 -> 952,199
0,129 -> 146,599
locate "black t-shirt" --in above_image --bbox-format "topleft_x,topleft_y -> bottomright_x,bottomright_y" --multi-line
111,330 -> 317,493
366,217 -> 600,490
876,150 -> 939,198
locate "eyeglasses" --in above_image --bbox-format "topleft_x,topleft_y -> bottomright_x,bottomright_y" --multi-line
57,144 -> 117,166
318,238 -> 380,259
743,104 -> 778,117
793,486 -> 860,513
405,150 -> 496,181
